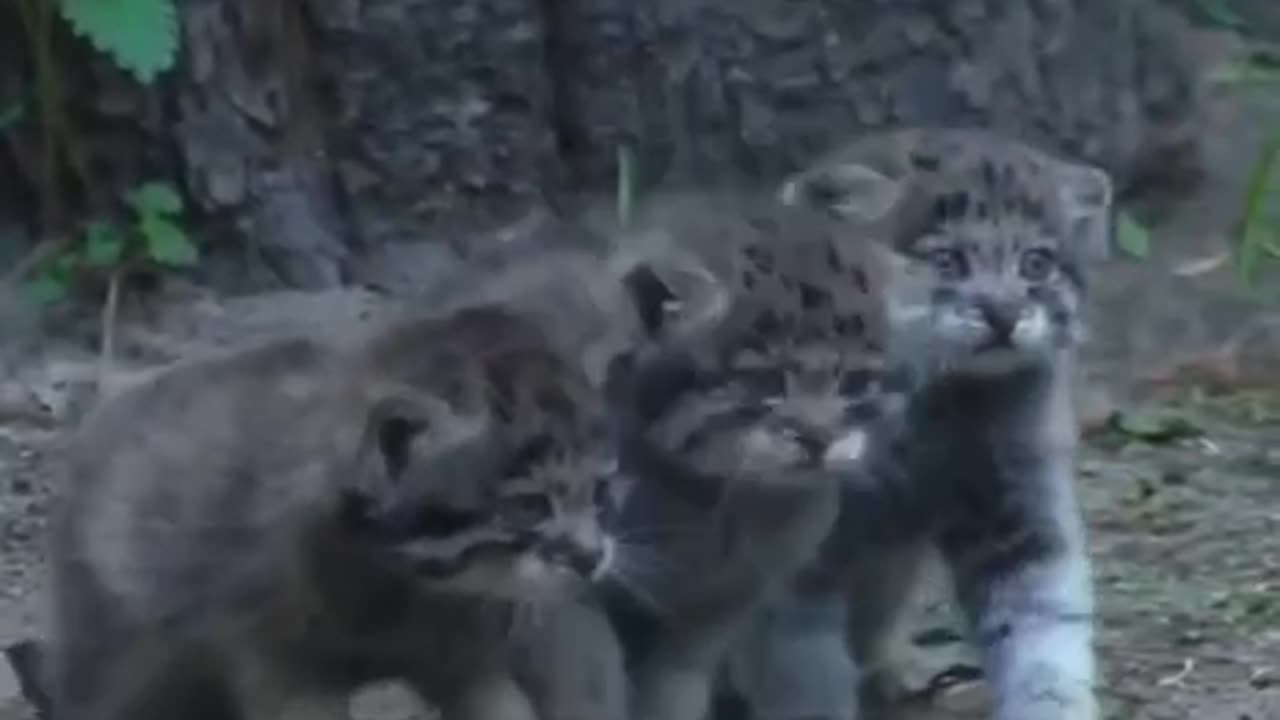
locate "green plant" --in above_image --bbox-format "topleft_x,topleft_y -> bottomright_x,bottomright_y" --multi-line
1116,40 -> 1280,279
1195,43 -> 1280,286
0,96 -> 26,131
1107,34 -> 1280,286
57,0 -> 180,85
24,179 -> 197,305
1116,211 -> 1152,260
1217,47 -> 1280,286
24,179 -> 196,386
1186,0 -> 1245,31
616,144 -> 636,228
1237,130 -> 1280,285
5,0 -> 181,284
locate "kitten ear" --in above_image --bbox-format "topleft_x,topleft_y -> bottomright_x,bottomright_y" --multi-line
355,391 -> 447,486
617,247 -> 730,343
779,161 -> 904,223
344,390 -> 498,530
1056,163 -> 1114,261
339,392 -> 438,528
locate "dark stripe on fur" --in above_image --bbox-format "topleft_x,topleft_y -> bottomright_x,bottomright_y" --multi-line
973,608 -> 1093,648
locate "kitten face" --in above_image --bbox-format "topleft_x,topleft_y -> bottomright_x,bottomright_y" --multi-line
610,202 -> 891,486
893,189 -> 1086,375
779,128 -> 1113,378
341,342 -> 619,601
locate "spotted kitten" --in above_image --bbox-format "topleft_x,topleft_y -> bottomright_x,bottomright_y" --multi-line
511,192 -> 899,720
42,248 -> 657,720
722,127 -> 1111,720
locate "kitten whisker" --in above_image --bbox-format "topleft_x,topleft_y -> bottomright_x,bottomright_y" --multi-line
598,565 -> 668,614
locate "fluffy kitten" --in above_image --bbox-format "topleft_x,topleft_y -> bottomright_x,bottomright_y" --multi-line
43,249 -> 653,720
722,127 -> 1111,720
512,192 -> 899,720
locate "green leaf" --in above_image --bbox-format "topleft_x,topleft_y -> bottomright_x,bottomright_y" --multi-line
1108,409 -> 1202,445
126,180 -> 184,216
1207,62 -> 1278,89
51,250 -> 84,274
1116,212 -> 1151,259
141,214 -> 198,267
83,221 -> 127,267
0,97 -> 25,131
22,275 -> 70,306
616,144 -> 635,228
1193,0 -> 1243,28
1238,131 -> 1280,285
57,0 -> 180,84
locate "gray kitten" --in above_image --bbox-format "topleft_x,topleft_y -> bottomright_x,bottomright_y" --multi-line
721,128 -> 1112,720
513,193 -> 899,720
42,248 -> 671,720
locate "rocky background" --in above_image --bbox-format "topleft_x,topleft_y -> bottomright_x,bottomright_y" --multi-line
0,0 -> 1209,288
2,0 -> 1280,718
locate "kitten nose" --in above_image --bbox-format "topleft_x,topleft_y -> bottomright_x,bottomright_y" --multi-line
540,517 -> 608,578
540,536 -> 605,577
774,415 -> 837,462
976,297 -> 1020,337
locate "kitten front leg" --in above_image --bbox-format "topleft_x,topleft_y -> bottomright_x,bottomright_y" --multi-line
64,634 -> 246,720
941,457 -> 1097,720
631,589 -> 780,720
226,650 -> 351,720
510,598 -> 628,720
439,674 -> 539,720
726,578 -> 859,720
630,628 -> 742,720
845,540 -> 931,711
631,660 -> 716,720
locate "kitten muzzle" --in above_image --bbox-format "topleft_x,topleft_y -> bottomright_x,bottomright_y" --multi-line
976,297 -> 1020,340
536,535 -> 606,579
822,429 -> 867,470
768,415 -> 837,466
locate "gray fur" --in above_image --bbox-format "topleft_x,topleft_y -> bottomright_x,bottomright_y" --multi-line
723,128 -> 1109,720
43,254 -> 651,720
514,193 -> 898,720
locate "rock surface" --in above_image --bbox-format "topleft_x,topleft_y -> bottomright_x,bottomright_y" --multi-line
0,0 -> 1210,289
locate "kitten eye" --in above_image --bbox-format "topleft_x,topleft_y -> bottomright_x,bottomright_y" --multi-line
1019,248 -> 1056,281
925,248 -> 967,279
497,493 -> 553,528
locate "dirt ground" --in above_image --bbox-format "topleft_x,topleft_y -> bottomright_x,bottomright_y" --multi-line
0,286 -> 1278,720
1083,391 -> 1280,719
